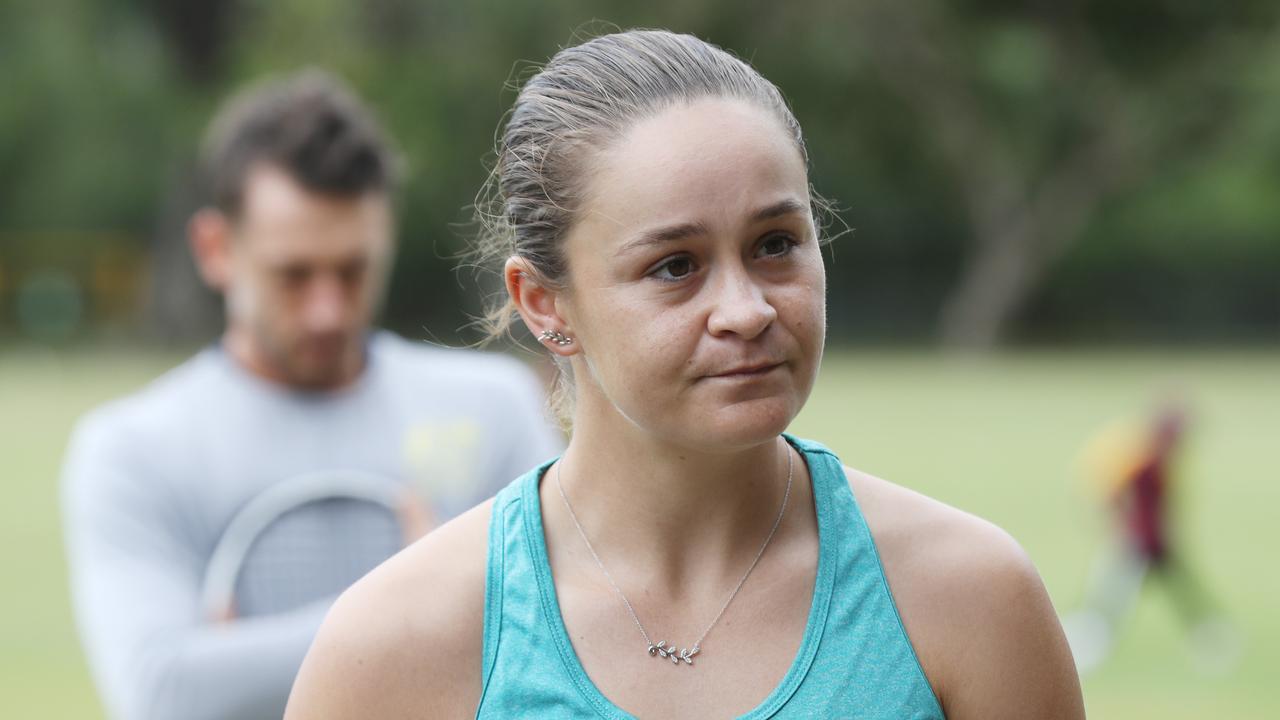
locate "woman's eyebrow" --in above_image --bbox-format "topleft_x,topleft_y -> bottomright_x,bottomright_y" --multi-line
750,198 -> 808,222
618,220 -> 710,256
618,198 -> 808,256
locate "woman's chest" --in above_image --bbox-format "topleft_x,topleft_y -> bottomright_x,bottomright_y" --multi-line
554,567 -> 816,719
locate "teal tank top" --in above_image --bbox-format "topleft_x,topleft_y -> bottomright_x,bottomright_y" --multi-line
476,436 -> 945,719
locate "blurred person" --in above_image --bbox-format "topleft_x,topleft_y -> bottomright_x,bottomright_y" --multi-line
287,31 -> 1083,719
1063,400 -> 1239,674
60,70 -> 562,720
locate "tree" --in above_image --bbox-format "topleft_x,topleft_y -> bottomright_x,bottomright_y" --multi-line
844,0 -> 1279,348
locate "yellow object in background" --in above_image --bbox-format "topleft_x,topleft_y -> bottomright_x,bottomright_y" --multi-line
1077,418 -> 1149,500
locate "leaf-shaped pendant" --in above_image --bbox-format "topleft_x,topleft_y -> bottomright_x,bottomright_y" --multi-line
648,640 -> 699,667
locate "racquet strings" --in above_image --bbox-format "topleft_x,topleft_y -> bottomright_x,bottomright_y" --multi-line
233,497 -> 402,617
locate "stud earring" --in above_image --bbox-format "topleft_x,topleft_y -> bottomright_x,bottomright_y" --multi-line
538,329 -> 574,347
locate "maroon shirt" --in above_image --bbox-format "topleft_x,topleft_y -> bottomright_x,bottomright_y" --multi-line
1124,456 -> 1169,562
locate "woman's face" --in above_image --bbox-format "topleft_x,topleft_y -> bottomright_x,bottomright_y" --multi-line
557,97 -> 826,451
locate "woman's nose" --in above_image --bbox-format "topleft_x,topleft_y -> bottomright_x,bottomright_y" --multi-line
705,266 -> 777,340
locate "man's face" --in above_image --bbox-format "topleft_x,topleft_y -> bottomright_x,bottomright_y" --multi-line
223,164 -> 394,389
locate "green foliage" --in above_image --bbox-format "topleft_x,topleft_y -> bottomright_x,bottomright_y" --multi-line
1,0 -> 1277,343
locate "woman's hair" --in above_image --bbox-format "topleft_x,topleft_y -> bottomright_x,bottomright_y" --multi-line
472,29 -> 813,424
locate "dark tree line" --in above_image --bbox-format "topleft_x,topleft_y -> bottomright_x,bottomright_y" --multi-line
2,0 -> 1277,347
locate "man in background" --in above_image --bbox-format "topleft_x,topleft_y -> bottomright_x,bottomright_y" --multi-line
61,70 -> 561,720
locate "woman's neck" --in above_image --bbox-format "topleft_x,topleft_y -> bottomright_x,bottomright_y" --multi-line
548,406 -> 797,588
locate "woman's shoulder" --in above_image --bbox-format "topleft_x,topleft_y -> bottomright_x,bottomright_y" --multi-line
286,499 -> 495,719
845,465 -> 1032,584
843,466 -> 1084,719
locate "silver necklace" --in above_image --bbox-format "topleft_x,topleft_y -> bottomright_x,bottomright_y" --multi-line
554,439 -> 794,668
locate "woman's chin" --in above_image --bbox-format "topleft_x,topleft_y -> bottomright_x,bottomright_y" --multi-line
681,399 -> 798,451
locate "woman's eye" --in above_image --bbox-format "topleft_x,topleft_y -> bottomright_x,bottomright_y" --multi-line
651,256 -> 696,281
756,234 -> 796,258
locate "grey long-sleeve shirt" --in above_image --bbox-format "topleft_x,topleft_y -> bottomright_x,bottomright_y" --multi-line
61,333 -> 563,720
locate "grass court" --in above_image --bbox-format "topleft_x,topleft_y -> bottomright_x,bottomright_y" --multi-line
2,347 -> 1275,718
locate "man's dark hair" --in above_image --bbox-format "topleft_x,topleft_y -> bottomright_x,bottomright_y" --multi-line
201,69 -> 399,216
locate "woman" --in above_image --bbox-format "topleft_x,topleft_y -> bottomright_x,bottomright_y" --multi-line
287,30 -> 1084,719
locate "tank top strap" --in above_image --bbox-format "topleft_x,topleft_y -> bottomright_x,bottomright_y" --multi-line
478,463 -> 559,711
783,435 -> 945,718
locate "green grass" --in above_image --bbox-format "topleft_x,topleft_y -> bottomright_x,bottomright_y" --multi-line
790,349 -> 1280,719
1,348 -> 188,719
2,346 -> 1276,718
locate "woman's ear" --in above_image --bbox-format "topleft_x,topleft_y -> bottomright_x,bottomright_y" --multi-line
505,257 -> 578,357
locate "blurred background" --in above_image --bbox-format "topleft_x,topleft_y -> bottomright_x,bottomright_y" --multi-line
1,0 -> 1276,717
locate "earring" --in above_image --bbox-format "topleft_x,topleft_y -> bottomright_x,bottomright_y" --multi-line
539,329 -> 574,346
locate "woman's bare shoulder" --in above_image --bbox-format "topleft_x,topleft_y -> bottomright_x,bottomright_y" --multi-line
844,466 -> 1084,720
285,499 -> 495,719
845,465 -> 1029,582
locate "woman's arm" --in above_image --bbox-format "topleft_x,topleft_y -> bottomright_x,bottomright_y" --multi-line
933,526 -> 1084,719
285,501 -> 492,719
847,467 -> 1085,720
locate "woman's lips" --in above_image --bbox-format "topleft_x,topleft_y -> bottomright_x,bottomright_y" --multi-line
706,362 -> 784,379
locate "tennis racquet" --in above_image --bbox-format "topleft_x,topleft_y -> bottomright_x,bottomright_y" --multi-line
200,470 -> 431,620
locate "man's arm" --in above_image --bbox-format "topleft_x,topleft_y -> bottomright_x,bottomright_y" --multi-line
62,415 -> 330,720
